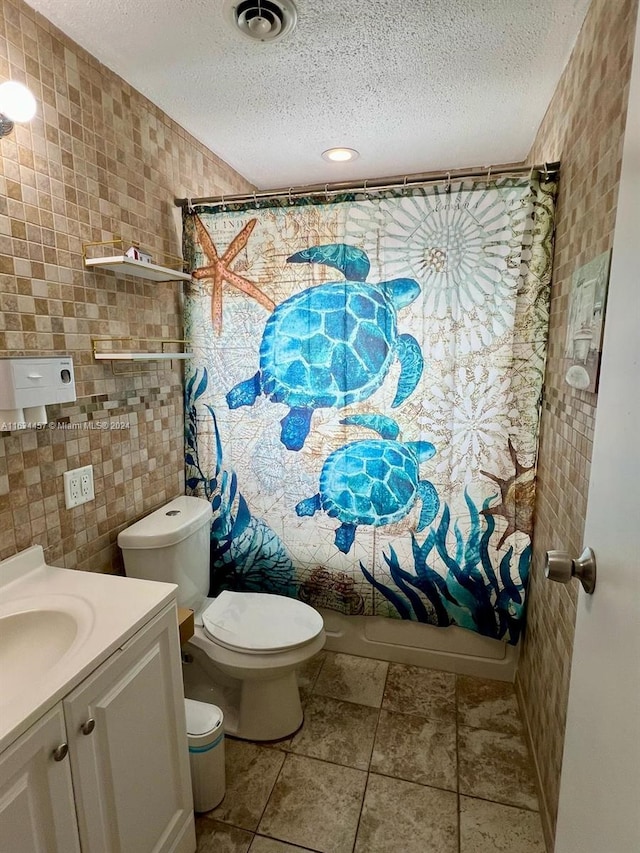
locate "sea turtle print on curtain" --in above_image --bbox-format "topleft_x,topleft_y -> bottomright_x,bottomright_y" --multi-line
226,245 -> 424,450
183,176 -> 557,644
295,413 -> 439,554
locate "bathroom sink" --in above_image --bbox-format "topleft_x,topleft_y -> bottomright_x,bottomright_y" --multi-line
0,597 -> 93,708
0,545 -> 178,753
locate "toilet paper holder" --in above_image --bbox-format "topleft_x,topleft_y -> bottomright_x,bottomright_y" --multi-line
545,547 -> 597,594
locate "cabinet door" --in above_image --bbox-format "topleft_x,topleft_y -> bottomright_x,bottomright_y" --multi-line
64,606 -> 194,853
0,705 -> 80,853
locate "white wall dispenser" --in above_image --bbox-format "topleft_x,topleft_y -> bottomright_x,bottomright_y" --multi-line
0,357 -> 76,428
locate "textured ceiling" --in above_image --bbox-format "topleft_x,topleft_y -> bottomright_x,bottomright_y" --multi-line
24,0 -> 589,189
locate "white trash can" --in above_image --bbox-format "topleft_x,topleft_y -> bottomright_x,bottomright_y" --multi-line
184,698 -> 225,812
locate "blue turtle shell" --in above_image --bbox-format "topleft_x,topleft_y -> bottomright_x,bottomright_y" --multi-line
259,281 -> 396,409
319,439 -> 419,527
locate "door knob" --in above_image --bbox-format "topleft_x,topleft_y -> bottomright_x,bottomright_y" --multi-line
545,547 -> 596,594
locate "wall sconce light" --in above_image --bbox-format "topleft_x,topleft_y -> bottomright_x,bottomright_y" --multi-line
0,81 -> 37,138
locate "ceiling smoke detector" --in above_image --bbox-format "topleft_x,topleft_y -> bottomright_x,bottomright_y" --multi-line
225,0 -> 297,43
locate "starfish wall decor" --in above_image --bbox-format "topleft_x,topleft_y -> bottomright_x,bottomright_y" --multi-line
191,214 -> 275,333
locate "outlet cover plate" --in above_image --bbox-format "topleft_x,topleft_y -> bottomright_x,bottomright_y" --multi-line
63,464 -> 94,509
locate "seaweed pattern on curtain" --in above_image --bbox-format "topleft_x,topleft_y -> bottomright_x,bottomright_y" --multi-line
183,177 -> 557,645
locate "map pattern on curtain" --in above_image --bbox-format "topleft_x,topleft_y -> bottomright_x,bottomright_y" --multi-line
183,177 -> 556,644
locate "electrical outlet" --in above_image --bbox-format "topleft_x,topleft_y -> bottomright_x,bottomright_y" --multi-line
80,466 -> 94,500
63,464 -> 94,509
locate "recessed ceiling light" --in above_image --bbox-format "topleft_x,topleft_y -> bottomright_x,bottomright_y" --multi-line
322,147 -> 360,163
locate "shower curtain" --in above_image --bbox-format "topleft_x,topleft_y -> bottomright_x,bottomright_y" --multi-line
183,175 -> 556,644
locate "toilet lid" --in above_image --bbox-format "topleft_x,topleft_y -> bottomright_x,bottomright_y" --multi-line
202,590 -> 324,652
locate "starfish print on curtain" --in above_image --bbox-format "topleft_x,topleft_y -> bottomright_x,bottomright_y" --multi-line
192,214 -> 275,333
481,438 -> 536,548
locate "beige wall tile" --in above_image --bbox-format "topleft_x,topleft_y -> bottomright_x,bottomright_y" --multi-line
517,0 -> 639,847
0,0 -> 252,570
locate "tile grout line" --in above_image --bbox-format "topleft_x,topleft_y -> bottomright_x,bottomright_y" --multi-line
252,829 -> 322,853
457,791 -> 542,814
309,650 -> 328,694
263,746 -> 461,797
248,745 -> 290,847
352,767 -> 458,796
349,660 -> 390,853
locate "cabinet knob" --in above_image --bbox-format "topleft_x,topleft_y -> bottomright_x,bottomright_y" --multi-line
52,743 -> 69,762
80,718 -> 96,735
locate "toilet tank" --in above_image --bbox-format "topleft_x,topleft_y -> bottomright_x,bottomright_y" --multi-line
117,495 -> 213,609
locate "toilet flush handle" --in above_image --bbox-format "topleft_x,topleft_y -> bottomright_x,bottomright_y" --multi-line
545,547 -> 597,594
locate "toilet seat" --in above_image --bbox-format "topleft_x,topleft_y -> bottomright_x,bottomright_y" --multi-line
202,590 -> 324,654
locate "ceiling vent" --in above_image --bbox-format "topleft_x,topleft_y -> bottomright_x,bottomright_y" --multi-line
224,0 -> 297,43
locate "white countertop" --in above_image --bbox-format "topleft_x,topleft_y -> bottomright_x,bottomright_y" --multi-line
0,545 -> 177,752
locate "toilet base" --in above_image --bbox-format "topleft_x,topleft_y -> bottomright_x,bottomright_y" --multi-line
182,642 -> 310,741
240,670 -> 303,740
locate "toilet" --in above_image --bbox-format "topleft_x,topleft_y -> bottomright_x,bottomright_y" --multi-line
117,495 -> 325,741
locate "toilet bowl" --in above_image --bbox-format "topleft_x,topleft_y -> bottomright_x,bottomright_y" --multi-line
188,591 -> 325,740
117,496 -> 325,741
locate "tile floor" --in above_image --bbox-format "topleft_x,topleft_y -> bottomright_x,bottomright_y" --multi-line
195,651 -> 546,853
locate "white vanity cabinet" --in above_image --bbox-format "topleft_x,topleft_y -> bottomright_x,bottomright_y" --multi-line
0,705 -> 80,852
64,605 -> 194,853
0,604 -> 195,853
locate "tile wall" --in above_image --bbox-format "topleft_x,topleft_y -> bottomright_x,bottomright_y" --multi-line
0,0 -> 252,570
517,0 -> 639,847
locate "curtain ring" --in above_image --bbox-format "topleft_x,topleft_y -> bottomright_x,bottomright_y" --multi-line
529,165 -> 535,183
220,192 -> 226,211
288,187 -> 293,205
543,162 -> 549,180
253,191 -> 259,208
324,184 -> 330,202
487,165 -> 492,181
363,180 -> 369,199
187,197 -> 195,214
445,172 -> 451,193
403,176 -> 408,189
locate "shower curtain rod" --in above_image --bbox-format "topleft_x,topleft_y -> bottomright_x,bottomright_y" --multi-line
174,161 -> 559,209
